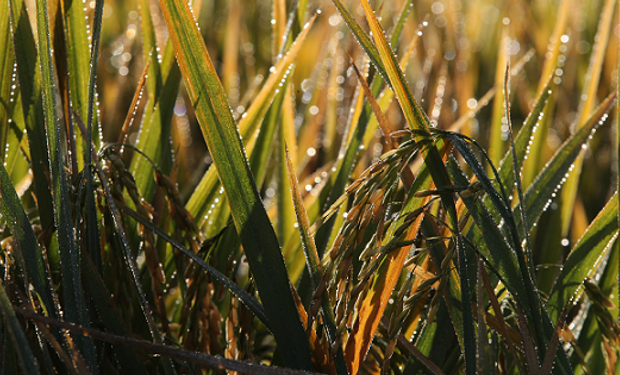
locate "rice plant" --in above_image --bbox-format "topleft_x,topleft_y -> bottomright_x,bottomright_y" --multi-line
1,0 -> 619,374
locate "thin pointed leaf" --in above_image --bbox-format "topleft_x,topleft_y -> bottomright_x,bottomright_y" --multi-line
285,147 -> 348,375
139,0 -> 163,103
349,57 -> 394,148
521,0 -> 571,187
35,0 -> 96,363
81,0 -> 105,286
130,63 -> 176,202
9,0 -> 54,230
504,63 -> 534,274
559,0 -> 617,237
488,27 -> 509,168
331,0 -> 386,83
492,74 -> 554,212
518,92 -> 616,229
0,0 -> 14,161
546,192 -> 619,322
276,86 -> 296,245
446,158 -> 526,305
130,0 -> 181,204
570,238 -> 619,374
61,0 -> 99,166
159,0 -> 315,368
185,13 -> 316,231
285,146 -> 322,285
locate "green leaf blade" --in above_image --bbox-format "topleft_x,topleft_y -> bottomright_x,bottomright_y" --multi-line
546,192 -> 619,322
35,0 -> 96,367
159,0 -> 315,369
9,0 -> 54,230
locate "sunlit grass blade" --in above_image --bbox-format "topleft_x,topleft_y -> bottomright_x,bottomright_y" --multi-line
130,0 -> 206,209
559,0 -> 616,238
331,0 -> 386,82
130,0 -> 181,204
205,153 -> 289,242
60,0 -> 98,167
546,192 -> 618,326
0,0 -> 13,162
276,87 -> 296,246
521,0 -> 571,187
517,92 -> 616,230
503,62 -> 534,273
9,0 -> 54,230
487,26 -> 509,169
130,69 -> 176,203
285,145 -> 322,288
354,0 -> 458,226
250,90 -> 284,189
0,282 -> 41,375
492,74 -> 554,211
139,0 -> 162,103
272,0 -> 287,57
185,14 -> 316,231
349,57 -> 395,149
3,92 -> 25,177
159,0 -> 315,368
285,147 -> 348,375
569,239 -> 619,374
